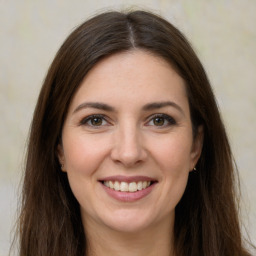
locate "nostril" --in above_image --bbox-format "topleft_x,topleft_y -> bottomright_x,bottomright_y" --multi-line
110,136 -> 147,166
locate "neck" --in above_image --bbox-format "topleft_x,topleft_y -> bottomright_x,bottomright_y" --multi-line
84,216 -> 175,256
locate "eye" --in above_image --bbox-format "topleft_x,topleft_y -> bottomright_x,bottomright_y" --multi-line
147,114 -> 176,127
80,114 -> 108,127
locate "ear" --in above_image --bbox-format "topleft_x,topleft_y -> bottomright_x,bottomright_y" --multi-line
189,125 -> 204,171
57,143 -> 66,172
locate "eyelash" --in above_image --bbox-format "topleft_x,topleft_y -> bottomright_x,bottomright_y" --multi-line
79,114 -> 109,127
146,114 -> 177,127
79,113 -> 176,128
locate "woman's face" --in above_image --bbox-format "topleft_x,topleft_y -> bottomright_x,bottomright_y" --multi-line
58,50 -> 203,234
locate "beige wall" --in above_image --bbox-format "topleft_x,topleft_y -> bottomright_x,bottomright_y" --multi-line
0,0 -> 255,254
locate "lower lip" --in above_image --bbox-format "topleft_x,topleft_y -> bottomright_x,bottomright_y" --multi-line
101,182 -> 156,202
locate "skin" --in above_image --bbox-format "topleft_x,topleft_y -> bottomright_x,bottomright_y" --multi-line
58,50 -> 203,256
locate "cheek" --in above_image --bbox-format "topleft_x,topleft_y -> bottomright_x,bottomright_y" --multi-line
62,135 -> 110,214
63,134 -> 109,176
151,133 -> 193,173
149,133 -> 192,208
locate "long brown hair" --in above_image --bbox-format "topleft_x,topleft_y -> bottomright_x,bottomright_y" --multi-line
16,10 -> 253,256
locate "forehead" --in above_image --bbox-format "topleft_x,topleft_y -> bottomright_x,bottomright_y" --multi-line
68,50 -> 189,112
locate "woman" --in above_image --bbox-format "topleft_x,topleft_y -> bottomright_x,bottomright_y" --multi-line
17,10 -> 253,256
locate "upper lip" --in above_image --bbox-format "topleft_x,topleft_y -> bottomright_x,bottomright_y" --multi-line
99,175 -> 157,183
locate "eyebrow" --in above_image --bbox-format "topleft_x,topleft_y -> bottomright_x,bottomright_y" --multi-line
142,101 -> 185,115
73,101 -> 184,115
73,102 -> 115,114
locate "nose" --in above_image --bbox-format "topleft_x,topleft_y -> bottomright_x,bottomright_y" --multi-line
110,123 -> 147,167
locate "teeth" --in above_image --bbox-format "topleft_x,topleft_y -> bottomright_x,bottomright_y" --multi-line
109,181 -> 114,189
103,180 -> 152,192
114,181 -> 119,191
137,181 -> 142,191
120,182 -> 129,192
129,182 -> 137,192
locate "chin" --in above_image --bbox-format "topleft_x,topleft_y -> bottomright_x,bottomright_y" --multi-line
98,208 -> 159,233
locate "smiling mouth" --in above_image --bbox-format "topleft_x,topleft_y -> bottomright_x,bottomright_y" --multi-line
101,180 -> 155,192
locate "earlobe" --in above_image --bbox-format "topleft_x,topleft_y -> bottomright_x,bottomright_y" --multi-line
190,125 -> 204,171
57,144 -> 66,172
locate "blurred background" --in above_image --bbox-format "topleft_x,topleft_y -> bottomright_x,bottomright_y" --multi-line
0,0 -> 255,255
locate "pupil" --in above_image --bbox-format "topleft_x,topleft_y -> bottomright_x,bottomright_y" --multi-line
154,117 -> 164,126
92,118 -> 102,126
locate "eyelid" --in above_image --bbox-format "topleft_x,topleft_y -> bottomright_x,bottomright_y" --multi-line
78,113 -> 176,128
145,113 -> 177,127
79,114 -> 110,127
